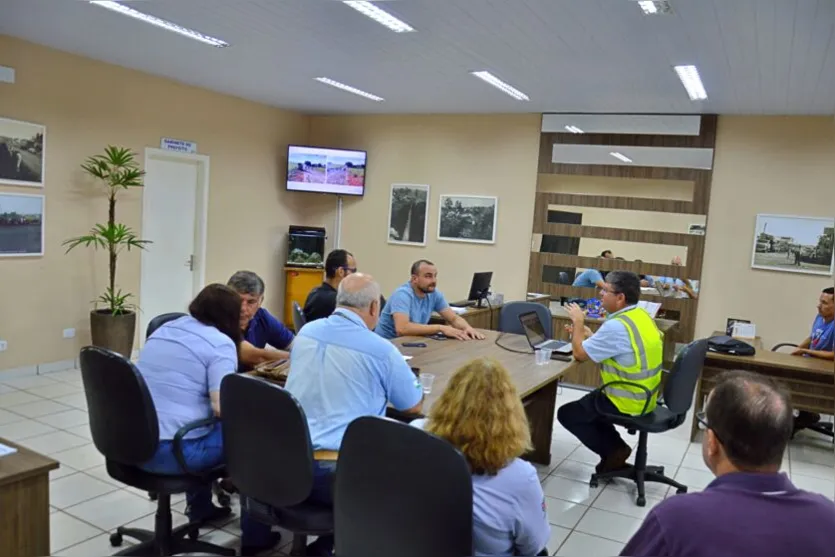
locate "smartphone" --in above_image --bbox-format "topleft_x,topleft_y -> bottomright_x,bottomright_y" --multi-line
402,342 -> 427,348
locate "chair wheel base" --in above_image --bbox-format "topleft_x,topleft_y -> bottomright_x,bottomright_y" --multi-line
636,496 -> 646,507
589,476 -> 599,488
110,532 -> 123,547
676,487 -> 687,495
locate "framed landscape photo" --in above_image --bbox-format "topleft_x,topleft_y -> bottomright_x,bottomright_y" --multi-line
388,183 -> 429,246
0,192 -> 45,257
751,214 -> 834,276
0,117 -> 46,187
438,195 -> 498,244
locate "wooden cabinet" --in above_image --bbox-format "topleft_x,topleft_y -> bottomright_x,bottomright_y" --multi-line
283,267 -> 324,328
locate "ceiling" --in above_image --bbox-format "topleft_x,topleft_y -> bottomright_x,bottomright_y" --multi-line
2,0 -> 835,115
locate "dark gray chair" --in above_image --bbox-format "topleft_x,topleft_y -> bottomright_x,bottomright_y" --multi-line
589,339 -> 709,506
335,416 -> 473,557
498,301 -> 553,338
292,301 -> 306,332
146,312 -> 187,339
772,342 -> 834,440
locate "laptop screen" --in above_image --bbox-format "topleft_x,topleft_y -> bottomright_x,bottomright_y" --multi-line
519,311 -> 547,347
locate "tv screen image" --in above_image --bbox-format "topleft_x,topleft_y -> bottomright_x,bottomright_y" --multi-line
287,145 -> 367,196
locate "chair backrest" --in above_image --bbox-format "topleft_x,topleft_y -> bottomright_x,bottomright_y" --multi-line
335,417 -> 473,557
498,301 -> 553,338
79,346 -> 159,465
220,373 -> 315,508
663,339 -> 709,415
558,271 -> 570,284
292,301 -> 306,332
146,312 -> 187,340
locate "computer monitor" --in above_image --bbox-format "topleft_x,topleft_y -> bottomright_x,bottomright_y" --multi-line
467,272 -> 493,307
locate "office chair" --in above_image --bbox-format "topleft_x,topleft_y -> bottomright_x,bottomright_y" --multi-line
79,346 -> 235,556
772,342 -> 834,440
335,416 -> 473,557
292,301 -> 306,332
589,339 -> 709,506
498,301 -> 553,338
220,373 -> 333,556
146,312 -> 187,339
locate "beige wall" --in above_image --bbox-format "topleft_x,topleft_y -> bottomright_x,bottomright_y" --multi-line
0,36 -> 318,371
308,114 -> 542,302
696,116 -> 835,347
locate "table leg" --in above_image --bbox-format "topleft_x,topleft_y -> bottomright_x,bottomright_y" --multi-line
523,379 -> 559,466
690,379 -> 705,442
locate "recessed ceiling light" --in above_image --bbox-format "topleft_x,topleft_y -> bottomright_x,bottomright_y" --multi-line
564,125 -> 585,134
610,152 -> 633,163
315,77 -> 384,102
636,1 -> 673,15
673,65 -> 708,101
470,71 -> 530,101
343,1 -> 415,33
89,1 -> 229,47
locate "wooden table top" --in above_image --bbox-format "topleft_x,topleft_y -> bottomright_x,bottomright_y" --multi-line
706,333 -> 834,376
551,305 -> 679,333
0,437 -> 59,488
392,329 -> 576,410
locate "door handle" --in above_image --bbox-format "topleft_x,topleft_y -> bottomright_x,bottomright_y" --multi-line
185,255 -> 194,271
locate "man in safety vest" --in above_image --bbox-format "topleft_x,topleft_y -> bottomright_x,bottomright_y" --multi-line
558,271 -> 664,473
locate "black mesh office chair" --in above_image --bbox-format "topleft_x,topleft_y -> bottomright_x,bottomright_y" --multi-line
146,312 -> 187,339
772,342 -> 834,440
589,339 -> 709,506
335,416 -> 473,557
498,301 -> 553,338
292,302 -> 306,332
220,373 -> 333,556
79,346 -> 235,556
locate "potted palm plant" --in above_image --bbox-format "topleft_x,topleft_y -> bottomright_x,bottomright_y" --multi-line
64,146 -> 151,357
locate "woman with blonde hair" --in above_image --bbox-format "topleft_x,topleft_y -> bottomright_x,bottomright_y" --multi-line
412,357 -> 550,556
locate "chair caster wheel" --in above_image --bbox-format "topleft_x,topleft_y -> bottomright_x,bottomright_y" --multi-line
110,532 -> 123,547
658,466 -> 665,475
148,491 -> 158,501
217,493 -> 232,507
188,527 -> 199,541
676,487 -> 687,495
589,477 -> 599,488
636,496 -> 646,507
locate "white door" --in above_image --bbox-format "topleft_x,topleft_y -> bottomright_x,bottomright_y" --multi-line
139,149 -> 209,347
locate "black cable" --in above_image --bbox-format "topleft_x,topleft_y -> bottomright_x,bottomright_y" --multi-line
485,295 -> 494,331
494,331 -> 534,354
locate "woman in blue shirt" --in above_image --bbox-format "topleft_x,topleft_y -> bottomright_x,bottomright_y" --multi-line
136,283 -> 242,523
413,358 -> 551,556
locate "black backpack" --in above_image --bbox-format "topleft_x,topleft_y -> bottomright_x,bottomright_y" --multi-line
707,335 -> 756,356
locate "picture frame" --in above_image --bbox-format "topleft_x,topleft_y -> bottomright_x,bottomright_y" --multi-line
0,192 -> 45,257
0,117 -> 46,187
751,214 -> 834,276
437,195 -> 498,244
725,318 -> 750,336
387,183 -> 430,246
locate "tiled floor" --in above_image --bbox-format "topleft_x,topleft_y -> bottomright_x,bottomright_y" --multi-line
1,370 -> 833,556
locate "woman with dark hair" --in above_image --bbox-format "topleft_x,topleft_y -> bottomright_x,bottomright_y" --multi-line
136,283 -> 242,523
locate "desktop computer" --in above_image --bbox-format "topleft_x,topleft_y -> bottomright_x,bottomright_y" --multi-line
452,272 -> 493,308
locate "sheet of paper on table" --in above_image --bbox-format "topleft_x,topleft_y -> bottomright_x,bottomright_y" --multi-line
0,442 -> 18,458
449,306 -> 468,315
638,300 -> 662,318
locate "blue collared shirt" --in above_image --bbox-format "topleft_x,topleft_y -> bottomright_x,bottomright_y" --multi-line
375,282 -> 450,339
573,269 -> 603,288
809,315 -> 834,352
244,307 -> 294,349
581,305 -> 638,367
285,308 -> 423,450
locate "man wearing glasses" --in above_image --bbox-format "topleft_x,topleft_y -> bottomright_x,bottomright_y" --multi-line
622,370 -> 835,556
303,249 -> 357,323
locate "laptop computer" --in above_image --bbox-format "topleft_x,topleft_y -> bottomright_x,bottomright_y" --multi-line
518,311 -> 572,353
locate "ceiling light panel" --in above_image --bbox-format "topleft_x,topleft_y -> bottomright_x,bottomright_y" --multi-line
610,152 -> 633,163
636,1 -> 673,15
470,71 -> 530,101
343,1 -> 415,33
315,77 -> 384,101
673,65 -> 708,101
89,1 -> 229,47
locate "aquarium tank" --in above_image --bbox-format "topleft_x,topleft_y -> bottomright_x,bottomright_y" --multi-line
286,225 -> 326,268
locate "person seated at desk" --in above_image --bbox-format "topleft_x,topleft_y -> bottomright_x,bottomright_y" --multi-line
240,273 -> 424,556
572,259 -> 609,289
654,256 -> 698,299
621,370 -> 835,557
790,286 -> 834,432
375,259 -> 485,341
227,270 -> 294,370
136,283 -> 241,524
559,271 -> 664,472
302,248 -> 356,323
412,358 -> 551,557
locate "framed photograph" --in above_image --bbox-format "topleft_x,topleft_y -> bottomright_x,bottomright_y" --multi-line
751,214 -> 834,276
0,117 -> 45,187
0,192 -> 45,257
725,318 -> 750,336
388,183 -> 430,246
688,224 -> 706,235
438,195 -> 498,244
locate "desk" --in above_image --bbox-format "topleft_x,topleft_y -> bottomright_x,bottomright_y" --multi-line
549,305 -> 679,389
429,294 -> 550,331
0,438 -> 59,557
691,333 -> 835,441
394,330 -> 576,465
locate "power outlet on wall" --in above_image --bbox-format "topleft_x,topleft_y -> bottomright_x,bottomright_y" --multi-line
0,340 -> 7,352
63,328 -> 76,339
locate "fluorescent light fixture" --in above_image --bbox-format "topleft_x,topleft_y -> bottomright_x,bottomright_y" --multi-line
315,77 -> 384,101
636,1 -> 673,15
564,125 -> 585,134
89,1 -> 228,47
343,1 -> 415,33
673,64 -> 708,101
470,71 -> 530,101
610,151 -> 633,163
638,1 -> 658,14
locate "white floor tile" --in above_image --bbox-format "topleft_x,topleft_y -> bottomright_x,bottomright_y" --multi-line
52,443 -> 106,470
24,382 -> 82,400
82,464 -> 123,487
0,418 -> 57,441
46,369 -> 83,383
592,486 -> 663,519
551,459 -> 597,483
65,489 -> 159,531
673,466 -> 715,492
574,507 -> 643,543
790,443 -> 835,467
0,383 -> 18,394
19,430 -> 89,455
605,476 -> 672,499
50,511 -> 104,552
7,399 -> 73,418
566,445 -> 600,466
50,472 -> 119,509
221,517 -> 242,537
791,473 -> 835,500
52,392 -> 88,410
789,459 -> 835,481
124,508 -> 190,532
63,424 -> 93,440
545,497 -> 588,529
546,525 -> 572,555
198,527 -> 241,549
555,530 -> 625,557
1,374 -> 59,390
0,390 -> 43,407
53,533 -> 134,557
35,408 -> 90,429
50,463 -> 77,480
679,451 -> 710,472
0,408 -> 26,425
542,475 -> 603,506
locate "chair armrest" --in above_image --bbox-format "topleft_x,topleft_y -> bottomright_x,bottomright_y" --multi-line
593,381 -> 653,417
771,343 -> 798,352
172,416 -> 219,476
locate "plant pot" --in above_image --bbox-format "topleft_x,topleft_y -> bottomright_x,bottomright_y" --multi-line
90,309 -> 136,358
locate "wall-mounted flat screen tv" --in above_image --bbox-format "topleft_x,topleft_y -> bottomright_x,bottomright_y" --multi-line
286,145 -> 367,196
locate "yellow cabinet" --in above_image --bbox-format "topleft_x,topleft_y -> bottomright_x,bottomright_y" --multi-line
284,266 -> 324,329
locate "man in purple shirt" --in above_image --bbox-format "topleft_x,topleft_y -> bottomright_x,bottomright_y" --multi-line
621,370 -> 835,557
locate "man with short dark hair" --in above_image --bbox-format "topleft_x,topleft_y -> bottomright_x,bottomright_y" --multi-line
790,286 -> 834,432
601,250 -> 613,259
302,249 -> 356,323
622,370 -> 835,556
559,271 -> 664,472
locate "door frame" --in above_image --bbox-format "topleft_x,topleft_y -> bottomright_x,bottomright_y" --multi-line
138,148 -> 211,347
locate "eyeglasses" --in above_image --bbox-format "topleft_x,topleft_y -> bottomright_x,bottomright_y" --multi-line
696,410 -> 723,444
341,266 -> 357,274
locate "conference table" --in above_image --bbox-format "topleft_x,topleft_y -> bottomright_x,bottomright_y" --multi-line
690,333 -> 835,441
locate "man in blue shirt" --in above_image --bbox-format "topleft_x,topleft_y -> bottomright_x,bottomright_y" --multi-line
375,259 -> 484,341
240,273 -> 423,555
227,270 -> 294,369
572,251 -> 612,289
791,286 -> 834,432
